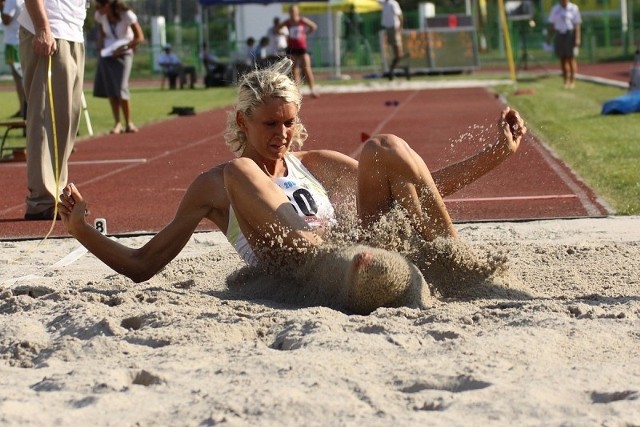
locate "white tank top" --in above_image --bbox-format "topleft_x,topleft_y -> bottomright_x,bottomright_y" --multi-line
226,153 -> 336,266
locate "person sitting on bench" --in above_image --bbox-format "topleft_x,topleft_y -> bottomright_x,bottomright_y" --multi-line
157,44 -> 196,89
200,42 -> 228,87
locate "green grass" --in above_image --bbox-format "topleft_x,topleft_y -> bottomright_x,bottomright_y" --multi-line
494,74 -> 640,215
0,83 -> 237,146
2,74 -> 639,215
74,85 -> 238,137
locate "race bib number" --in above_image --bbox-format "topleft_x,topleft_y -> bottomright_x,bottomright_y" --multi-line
289,26 -> 303,40
287,188 -> 317,216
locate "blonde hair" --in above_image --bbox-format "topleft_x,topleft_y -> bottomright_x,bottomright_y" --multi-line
224,58 -> 308,157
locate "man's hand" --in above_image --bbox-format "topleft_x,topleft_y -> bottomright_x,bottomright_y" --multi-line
33,28 -> 56,56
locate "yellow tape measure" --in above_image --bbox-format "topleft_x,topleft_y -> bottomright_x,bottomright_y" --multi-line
42,54 -> 61,241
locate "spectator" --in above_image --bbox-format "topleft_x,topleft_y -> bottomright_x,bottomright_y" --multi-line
93,0 -> 144,134
19,0 -> 87,220
241,36 -> 256,66
200,41 -> 228,87
344,4 -> 364,53
201,41 -> 222,71
254,36 -> 270,67
547,0 -> 581,89
279,4 -> 319,98
267,16 -> 288,59
380,0 -> 404,80
1,0 -> 26,118
231,37 -> 256,82
157,44 -> 196,90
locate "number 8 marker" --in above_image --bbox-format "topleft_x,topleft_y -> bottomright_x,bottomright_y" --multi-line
94,218 -> 107,235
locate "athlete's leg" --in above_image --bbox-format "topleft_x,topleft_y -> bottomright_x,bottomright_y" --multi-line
300,53 -> 317,96
290,54 -> 302,85
357,134 -> 458,241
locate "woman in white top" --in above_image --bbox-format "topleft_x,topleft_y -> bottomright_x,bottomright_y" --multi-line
59,58 -> 527,313
93,0 -> 144,134
547,0 -> 581,89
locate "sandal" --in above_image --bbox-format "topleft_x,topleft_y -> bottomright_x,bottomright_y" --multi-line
125,124 -> 138,133
110,123 -> 122,134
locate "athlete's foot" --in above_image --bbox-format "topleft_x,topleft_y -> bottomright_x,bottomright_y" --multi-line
229,244 -> 429,313
352,251 -> 373,270
343,245 -> 427,314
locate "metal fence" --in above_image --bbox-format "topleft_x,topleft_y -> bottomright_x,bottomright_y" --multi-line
2,11 -> 639,80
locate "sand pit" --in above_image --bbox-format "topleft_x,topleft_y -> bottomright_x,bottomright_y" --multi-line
1,216 -> 639,425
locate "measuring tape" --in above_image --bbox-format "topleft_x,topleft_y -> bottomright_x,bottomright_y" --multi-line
42,54 -> 61,242
7,53 -> 74,265
4,49 -> 107,272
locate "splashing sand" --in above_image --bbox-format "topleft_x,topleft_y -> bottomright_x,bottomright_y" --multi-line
228,205 -> 527,313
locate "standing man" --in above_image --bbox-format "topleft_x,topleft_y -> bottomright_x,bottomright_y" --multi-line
380,0 -> 404,80
548,0 -> 581,89
18,0 -> 87,220
1,0 -> 26,118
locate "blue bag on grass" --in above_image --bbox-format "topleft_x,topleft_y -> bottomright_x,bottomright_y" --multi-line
601,90 -> 640,115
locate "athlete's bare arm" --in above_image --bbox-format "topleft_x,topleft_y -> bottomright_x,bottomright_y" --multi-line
60,167 -> 230,282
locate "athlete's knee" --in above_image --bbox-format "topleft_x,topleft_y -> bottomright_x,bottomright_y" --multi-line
361,134 -> 409,161
362,134 -> 429,181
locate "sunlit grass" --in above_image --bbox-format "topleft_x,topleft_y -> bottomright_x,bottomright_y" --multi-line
494,74 -> 639,214
0,83 -> 236,145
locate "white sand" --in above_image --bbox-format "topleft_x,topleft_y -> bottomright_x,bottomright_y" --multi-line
1,216 -> 639,425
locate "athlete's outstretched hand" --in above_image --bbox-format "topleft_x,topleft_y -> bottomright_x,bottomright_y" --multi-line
59,183 -> 88,236
497,107 -> 527,155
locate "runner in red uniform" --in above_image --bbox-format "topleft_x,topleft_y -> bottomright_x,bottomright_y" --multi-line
279,4 -> 319,98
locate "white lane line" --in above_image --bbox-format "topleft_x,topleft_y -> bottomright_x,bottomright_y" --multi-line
445,194 -> 578,203
74,133 -> 221,188
1,133 -> 220,216
526,137 -> 611,216
1,159 -> 147,167
370,90 -> 421,136
70,159 -> 147,165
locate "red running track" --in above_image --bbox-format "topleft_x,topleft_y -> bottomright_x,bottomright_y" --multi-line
0,86 -> 609,240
